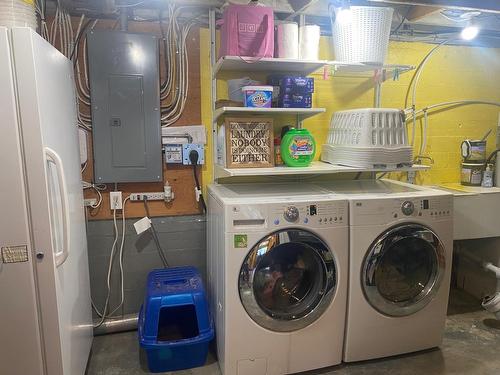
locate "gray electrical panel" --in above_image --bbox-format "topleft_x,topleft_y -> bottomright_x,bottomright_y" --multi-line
87,30 -> 162,183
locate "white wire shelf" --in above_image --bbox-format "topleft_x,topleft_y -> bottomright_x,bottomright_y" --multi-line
213,56 -> 327,77
215,161 -> 430,179
327,61 -> 415,77
213,107 -> 326,121
212,56 -> 414,78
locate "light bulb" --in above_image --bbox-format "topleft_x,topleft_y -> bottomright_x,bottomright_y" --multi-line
337,7 -> 353,25
461,25 -> 479,40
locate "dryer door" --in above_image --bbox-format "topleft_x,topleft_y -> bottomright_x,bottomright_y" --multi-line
362,224 -> 446,317
239,229 -> 336,332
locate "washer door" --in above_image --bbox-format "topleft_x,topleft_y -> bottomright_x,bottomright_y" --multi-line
239,229 -> 336,332
362,224 -> 446,317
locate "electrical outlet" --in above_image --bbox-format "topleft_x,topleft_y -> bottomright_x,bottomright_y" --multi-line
182,143 -> 204,165
130,192 -> 165,201
84,198 -> 97,207
164,144 -> 183,164
110,191 -> 123,210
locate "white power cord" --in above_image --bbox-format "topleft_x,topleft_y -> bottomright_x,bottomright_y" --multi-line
82,181 -> 106,209
93,196 -> 130,327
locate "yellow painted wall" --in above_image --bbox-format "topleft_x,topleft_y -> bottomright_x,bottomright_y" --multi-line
200,28 -> 500,189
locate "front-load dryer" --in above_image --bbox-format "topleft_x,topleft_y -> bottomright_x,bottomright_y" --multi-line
317,179 -> 453,362
207,183 -> 348,375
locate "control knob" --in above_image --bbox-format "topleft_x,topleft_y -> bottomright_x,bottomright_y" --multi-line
284,206 -> 300,222
401,201 -> 415,216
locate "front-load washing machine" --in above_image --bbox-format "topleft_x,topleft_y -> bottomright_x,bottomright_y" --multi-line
207,183 -> 348,375
317,179 -> 453,362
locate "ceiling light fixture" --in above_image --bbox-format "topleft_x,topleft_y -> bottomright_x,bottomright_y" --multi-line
461,24 -> 480,40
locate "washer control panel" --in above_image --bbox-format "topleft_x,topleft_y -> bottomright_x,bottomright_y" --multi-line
229,200 -> 348,230
271,201 -> 347,228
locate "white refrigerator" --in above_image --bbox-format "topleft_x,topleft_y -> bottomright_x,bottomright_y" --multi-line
0,27 -> 93,375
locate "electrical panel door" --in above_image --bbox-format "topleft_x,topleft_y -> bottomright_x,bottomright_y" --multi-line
87,30 -> 162,183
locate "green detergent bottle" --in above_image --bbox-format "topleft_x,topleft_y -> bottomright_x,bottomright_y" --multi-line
280,128 -> 316,167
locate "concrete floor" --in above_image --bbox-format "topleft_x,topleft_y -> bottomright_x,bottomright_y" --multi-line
85,289 -> 500,375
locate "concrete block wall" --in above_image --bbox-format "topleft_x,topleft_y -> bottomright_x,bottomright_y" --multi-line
87,215 -> 206,317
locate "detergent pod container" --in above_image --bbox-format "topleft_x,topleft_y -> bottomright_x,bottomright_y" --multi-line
280,128 -> 316,167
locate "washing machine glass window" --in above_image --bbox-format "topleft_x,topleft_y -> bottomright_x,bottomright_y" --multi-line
239,229 -> 336,332
362,224 -> 446,317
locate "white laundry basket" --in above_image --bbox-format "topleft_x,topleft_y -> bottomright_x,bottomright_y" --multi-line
321,108 -> 413,168
0,0 -> 37,29
330,6 -> 393,65
326,108 -> 408,148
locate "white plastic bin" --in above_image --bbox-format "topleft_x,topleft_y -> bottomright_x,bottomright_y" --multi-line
0,0 -> 37,29
330,6 -> 393,65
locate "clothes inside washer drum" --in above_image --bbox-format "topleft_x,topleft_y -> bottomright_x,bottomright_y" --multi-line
253,243 -> 325,319
374,237 -> 436,303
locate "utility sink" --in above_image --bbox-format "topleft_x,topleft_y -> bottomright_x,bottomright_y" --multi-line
433,183 -> 500,240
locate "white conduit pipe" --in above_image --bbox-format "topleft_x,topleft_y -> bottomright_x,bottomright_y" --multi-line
407,100 -> 500,117
460,249 -> 500,318
461,249 -> 500,279
484,262 -> 500,279
405,100 -> 500,158
408,39 -> 453,146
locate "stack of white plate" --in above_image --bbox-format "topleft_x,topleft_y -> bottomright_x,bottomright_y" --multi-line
0,0 -> 36,29
321,144 -> 413,169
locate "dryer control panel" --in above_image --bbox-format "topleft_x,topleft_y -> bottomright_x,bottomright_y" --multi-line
350,195 -> 453,226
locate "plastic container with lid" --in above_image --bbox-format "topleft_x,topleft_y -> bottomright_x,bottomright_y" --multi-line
461,162 -> 484,186
139,266 -> 214,373
280,128 -> 316,167
242,85 -> 273,108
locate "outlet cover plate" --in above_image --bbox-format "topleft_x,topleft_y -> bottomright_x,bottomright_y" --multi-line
109,191 -> 123,209
182,143 -> 204,165
164,144 -> 183,164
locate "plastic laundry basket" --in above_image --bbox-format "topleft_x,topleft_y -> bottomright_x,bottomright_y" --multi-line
326,108 -> 408,148
0,0 -> 37,29
330,6 -> 393,65
321,108 -> 413,168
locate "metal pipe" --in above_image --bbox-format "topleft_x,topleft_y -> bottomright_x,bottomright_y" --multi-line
93,313 -> 138,336
461,249 -> 500,279
120,8 -> 128,32
485,262 -> 500,279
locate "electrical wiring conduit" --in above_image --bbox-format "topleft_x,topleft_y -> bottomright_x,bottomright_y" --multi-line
93,313 -> 138,336
460,249 -> 500,319
403,36 -> 500,159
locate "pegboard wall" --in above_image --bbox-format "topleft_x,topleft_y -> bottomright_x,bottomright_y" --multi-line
61,16 -> 204,220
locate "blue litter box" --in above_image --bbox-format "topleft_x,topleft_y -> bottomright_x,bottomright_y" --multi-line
138,266 -> 214,373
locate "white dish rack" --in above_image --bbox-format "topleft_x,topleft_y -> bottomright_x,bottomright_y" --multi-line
321,108 -> 413,169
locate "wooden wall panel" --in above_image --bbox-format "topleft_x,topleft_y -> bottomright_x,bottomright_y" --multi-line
69,17 -> 203,220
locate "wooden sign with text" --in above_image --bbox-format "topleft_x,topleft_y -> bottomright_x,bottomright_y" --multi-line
225,117 -> 274,168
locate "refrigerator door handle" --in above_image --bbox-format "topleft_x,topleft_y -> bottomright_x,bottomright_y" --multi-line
44,147 -> 70,267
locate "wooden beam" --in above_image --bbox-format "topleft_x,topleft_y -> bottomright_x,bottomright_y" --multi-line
368,0 -> 500,14
406,5 -> 442,21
